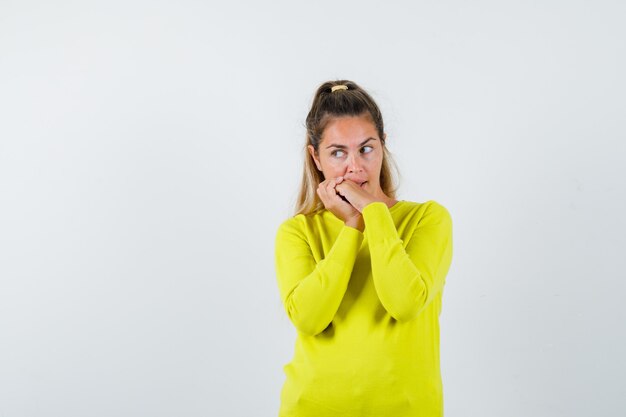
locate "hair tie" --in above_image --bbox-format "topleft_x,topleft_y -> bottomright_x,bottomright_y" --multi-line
331,85 -> 348,92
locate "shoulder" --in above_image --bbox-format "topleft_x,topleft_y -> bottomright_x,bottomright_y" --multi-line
275,213 -> 306,237
424,200 -> 452,220
398,199 -> 452,225
392,200 -> 450,217
420,201 -> 453,235
274,211 -> 323,242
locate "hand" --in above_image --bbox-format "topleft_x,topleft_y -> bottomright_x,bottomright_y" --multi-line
316,176 -> 361,224
335,178 -> 381,212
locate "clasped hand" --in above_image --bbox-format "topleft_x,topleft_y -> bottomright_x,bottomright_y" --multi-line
316,176 -> 383,225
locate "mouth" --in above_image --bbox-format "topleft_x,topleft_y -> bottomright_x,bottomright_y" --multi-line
359,181 -> 367,188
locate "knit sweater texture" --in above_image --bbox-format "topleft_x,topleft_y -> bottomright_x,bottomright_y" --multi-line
275,200 -> 453,417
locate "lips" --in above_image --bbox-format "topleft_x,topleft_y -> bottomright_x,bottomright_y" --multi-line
345,177 -> 367,184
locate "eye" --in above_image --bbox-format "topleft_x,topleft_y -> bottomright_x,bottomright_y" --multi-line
331,149 -> 345,157
361,145 -> 373,153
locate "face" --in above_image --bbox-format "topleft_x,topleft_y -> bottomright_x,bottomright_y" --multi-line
308,113 -> 387,197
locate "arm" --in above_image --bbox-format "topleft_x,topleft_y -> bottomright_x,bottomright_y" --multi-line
275,219 -> 364,336
363,201 -> 453,322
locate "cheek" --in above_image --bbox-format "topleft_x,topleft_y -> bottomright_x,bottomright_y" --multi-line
320,159 -> 341,175
365,154 -> 382,168
324,158 -> 344,171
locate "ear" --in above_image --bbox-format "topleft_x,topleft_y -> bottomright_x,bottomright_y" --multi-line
382,133 -> 387,145
308,145 -> 323,172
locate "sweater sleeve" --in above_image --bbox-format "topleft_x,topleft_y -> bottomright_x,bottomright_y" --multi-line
275,219 -> 364,336
362,201 -> 453,322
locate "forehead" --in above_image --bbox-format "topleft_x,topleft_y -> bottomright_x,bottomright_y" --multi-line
321,114 -> 379,145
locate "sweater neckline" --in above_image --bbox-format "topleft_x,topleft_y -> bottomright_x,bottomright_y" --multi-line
389,200 -> 404,212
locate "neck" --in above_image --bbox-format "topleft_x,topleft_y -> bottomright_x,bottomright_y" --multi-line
372,188 -> 398,208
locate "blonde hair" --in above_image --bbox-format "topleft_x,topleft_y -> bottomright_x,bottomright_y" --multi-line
293,80 -> 400,216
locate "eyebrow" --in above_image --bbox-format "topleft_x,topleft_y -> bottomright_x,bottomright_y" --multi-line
325,137 -> 377,149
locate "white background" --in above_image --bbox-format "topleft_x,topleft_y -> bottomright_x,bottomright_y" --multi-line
1,1 -> 624,416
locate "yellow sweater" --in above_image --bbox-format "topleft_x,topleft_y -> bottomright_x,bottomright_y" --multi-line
274,200 -> 453,417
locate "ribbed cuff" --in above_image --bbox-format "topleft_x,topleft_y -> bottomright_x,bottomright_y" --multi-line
362,202 -> 397,245
327,223 -> 364,263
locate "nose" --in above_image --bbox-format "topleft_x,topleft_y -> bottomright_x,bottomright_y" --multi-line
347,153 -> 363,173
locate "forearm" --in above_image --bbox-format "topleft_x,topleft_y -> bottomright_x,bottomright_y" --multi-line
368,240 -> 447,321
363,201 -> 453,322
276,224 -> 364,336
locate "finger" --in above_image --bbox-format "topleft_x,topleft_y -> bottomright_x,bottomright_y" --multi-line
318,180 -> 340,205
337,180 -> 361,195
317,180 -> 332,199
317,186 -> 334,208
320,180 -> 348,207
324,179 -> 339,196
335,180 -> 352,195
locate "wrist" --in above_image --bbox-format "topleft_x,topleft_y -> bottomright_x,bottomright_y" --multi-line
345,215 -> 364,232
360,198 -> 385,212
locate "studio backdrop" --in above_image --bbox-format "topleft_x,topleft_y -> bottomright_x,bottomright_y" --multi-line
1,1 -> 624,416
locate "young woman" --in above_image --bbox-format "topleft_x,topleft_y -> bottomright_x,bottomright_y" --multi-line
274,80 -> 454,417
